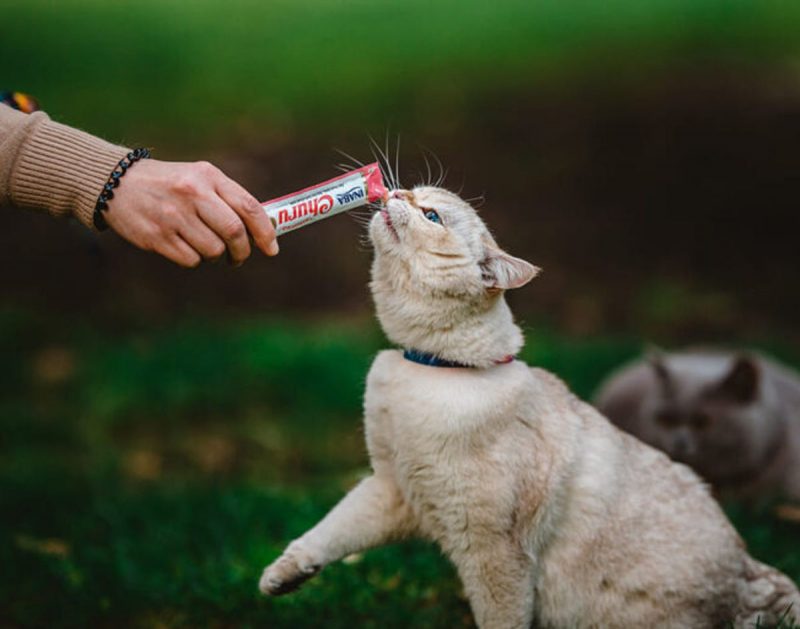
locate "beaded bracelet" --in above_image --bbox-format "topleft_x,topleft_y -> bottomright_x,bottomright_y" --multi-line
93,148 -> 151,231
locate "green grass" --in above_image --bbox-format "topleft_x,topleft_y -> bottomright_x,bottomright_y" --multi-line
2,0 -> 800,149
0,313 -> 797,627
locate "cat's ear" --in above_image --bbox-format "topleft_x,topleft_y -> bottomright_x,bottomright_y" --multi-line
716,355 -> 760,404
480,243 -> 540,291
645,347 -> 672,394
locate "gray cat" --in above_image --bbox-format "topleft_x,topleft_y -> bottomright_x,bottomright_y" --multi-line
594,350 -> 800,501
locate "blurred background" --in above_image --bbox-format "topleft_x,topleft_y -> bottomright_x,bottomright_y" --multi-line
1,1 -> 799,627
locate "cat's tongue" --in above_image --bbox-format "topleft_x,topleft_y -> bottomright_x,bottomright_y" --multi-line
261,163 -> 388,236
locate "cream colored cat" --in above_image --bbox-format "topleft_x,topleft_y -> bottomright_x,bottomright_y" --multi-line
260,186 -> 800,628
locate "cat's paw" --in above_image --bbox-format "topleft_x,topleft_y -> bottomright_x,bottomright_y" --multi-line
259,543 -> 322,596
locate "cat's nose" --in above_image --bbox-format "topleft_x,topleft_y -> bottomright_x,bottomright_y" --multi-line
672,431 -> 696,460
390,189 -> 413,202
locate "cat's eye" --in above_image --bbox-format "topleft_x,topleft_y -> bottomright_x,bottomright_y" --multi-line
690,412 -> 712,429
423,209 -> 442,225
656,411 -> 681,427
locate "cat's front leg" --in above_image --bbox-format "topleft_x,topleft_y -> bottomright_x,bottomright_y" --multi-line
259,474 -> 416,596
258,537 -> 322,595
454,541 -> 535,629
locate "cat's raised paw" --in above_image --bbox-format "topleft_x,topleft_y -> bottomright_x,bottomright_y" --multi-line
259,548 -> 321,596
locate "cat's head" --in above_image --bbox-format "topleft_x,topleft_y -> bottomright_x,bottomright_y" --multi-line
641,352 -> 781,484
368,186 -> 539,367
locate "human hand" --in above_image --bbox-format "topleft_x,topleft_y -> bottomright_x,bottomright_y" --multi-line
104,159 -> 278,267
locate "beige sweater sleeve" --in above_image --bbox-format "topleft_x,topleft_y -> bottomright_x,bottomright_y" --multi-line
0,105 -> 131,228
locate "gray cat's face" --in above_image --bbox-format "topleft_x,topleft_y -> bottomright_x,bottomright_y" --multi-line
642,355 -> 777,483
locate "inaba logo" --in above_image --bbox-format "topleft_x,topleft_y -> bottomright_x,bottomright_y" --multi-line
336,186 -> 364,204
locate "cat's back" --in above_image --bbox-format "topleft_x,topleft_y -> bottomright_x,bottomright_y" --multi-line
593,358 -> 661,434
760,356 -> 800,494
759,354 -> 800,411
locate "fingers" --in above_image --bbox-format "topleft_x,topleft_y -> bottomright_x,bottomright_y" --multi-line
195,197 -> 252,265
178,215 -> 227,261
160,235 -> 202,268
214,175 -> 279,257
105,158 -> 278,268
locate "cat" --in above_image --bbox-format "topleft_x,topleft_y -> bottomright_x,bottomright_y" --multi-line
260,186 -> 799,628
594,350 -> 800,502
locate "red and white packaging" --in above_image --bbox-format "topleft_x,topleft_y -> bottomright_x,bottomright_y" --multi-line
261,163 -> 388,236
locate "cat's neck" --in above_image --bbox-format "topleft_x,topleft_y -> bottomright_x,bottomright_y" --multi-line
374,288 -> 524,369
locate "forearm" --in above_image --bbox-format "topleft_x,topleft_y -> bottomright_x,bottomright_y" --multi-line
298,475 -> 417,562
260,474 -> 417,596
0,105 -> 130,227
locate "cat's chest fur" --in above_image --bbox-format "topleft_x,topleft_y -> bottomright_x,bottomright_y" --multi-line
363,350 -> 545,549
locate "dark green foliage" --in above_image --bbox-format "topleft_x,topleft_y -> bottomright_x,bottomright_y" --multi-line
3,1 -> 800,146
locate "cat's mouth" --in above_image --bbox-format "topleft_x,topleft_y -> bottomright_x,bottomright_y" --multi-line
381,209 -> 400,242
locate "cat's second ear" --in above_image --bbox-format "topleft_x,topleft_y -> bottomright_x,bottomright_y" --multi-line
716,355 -> 760,403
480,243 -> 540,290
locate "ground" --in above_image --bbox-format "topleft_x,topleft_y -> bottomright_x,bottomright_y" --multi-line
0,314 -> 797,628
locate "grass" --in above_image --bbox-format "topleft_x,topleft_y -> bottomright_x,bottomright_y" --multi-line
2,0 -> 800,149
0,312 -> 797,627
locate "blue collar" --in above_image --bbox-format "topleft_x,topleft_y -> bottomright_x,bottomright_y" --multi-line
403,349 -> 471,368
402,349 -> 516,368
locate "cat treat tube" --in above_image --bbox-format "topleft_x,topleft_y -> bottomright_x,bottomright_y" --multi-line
262,163 -> 389,236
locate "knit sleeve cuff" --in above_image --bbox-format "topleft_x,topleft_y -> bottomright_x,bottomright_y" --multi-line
10,118 -> 131,229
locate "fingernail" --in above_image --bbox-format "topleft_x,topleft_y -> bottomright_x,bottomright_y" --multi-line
267,240 -> 280,256
225,251 -> 243,267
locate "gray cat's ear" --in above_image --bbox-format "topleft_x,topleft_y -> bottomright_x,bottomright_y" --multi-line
645,347 -> 672,393
717,355 -> 760,403
480,244 -> 540,290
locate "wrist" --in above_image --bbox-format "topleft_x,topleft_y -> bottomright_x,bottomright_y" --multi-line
9,117 -> 131,229
93,148 -> 151,231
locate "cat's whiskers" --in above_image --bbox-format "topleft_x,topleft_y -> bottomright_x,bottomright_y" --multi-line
349,214 -> 375,229
350,218 -> 374,229
422,151 -> 433,186
369,136 -> 396,191
417,146 -> 447,188
435,167 -> 448,188
393,133 -> 401,192
464,193 -> 486,208
333,148 -> 366,170
356,237 -> 375,252
334,162 -> 357,174
383,130 -> 400,191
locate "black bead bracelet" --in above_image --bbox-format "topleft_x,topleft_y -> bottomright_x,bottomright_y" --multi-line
93,147 -> 151,231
